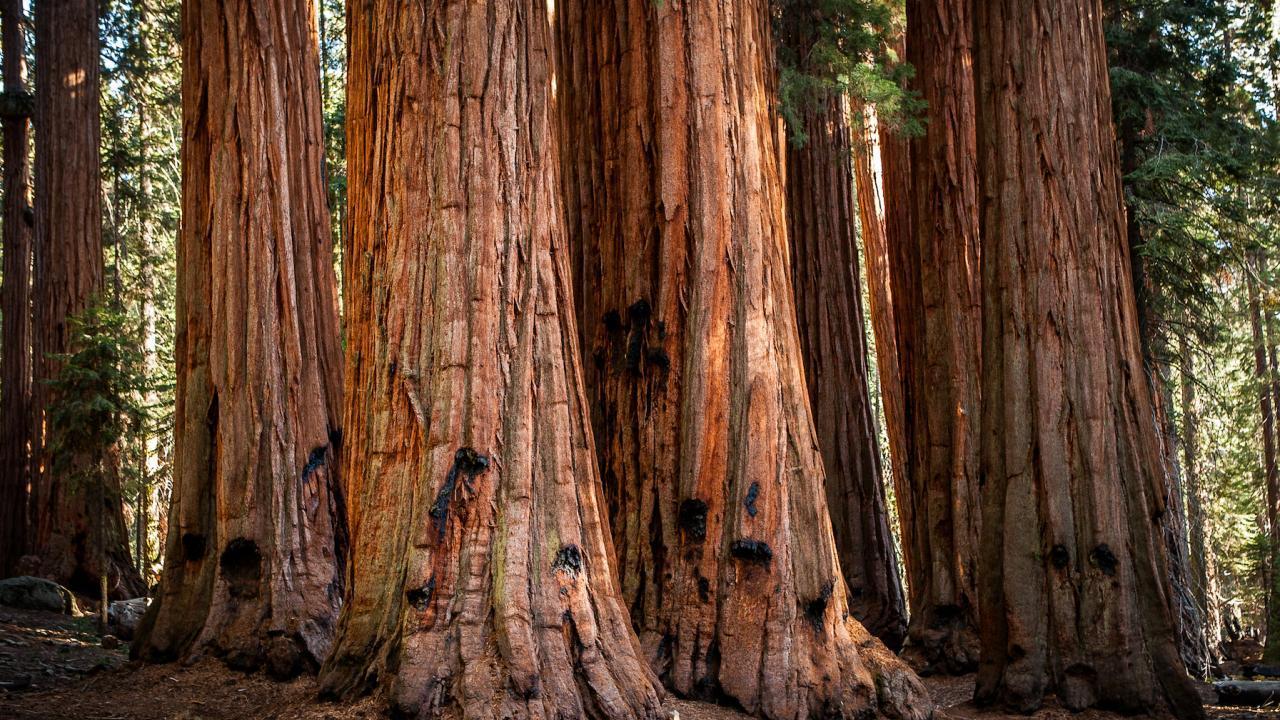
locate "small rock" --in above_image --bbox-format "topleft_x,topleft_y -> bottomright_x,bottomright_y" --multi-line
0,576 -> 78,614
101,634 -> 120,650
107,597 -> 149,640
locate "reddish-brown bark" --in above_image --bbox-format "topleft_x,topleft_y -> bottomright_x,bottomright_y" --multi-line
133,0 -> 345,677
556,3 -> 930,718
851,107 -> 909,536
889,0 -> 984,673
0,0 -> 31,577
31,0 -> 143,598
783,89 -> 907,649
315,2 -> 663,717
973,1 -> 1204,716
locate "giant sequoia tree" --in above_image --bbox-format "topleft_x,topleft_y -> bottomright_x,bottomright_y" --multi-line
895,0 -> 983,673
133,0 -> 346,677
31,0 -> 142,598
557,2 -> 928,717
777,48 -> 906,649
973,1 -> 1204,716
0,0 -> 31,577
315,1 -> 663,717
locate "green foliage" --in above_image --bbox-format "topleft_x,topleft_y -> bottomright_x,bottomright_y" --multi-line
43,301 -> 151,492
774,0 -> 921,146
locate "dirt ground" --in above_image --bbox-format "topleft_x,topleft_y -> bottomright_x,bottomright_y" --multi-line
0,606 -> 1275,720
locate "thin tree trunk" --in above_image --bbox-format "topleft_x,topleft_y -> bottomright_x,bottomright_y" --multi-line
133,0 -> 346,678
1253,258 -> 1280,665
778,20 -> 907,647
315,2 -> 664,717
851,106 -> 911,551
973,1 -> 1204,716
894,0 -> 984,673
32,0 -> 143,599
556,3 -> 930,718
1179,330 -> 1216,655
0,0 -> 31,577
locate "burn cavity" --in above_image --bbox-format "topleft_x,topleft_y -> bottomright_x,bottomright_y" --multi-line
220,537 -> 262,599
429,447 -> 490,540
730,538 -> 773,566
678,499 -> 708,542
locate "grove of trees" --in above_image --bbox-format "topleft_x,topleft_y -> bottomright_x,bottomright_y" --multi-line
2,0 -> 1279,718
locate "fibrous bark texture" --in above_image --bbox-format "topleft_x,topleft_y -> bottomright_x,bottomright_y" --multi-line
973,2 -> 1205,717
783,89 -> 906,649
31,0 -> 143,598
851,107 -> 909,540
134,0 -> 346,678
557,2 -> 930,718
0,0 -> 31,577
896,0 -> 983,674
315,2 -> 663,717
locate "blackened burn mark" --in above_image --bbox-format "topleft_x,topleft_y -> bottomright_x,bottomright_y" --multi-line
805,581 -> 835,631
744,482 -> 760,517
553,545 -> 584,576
1089,544 -> 1119,576
429,447 -> 490,540
388,360 -> 397,382
302,446 -> 328,482
328,427 -> 343,449
220,538 -> 262,599
730,539 -> 773,566
1050,544 -> 1070,570
602,310 -> 623,333
628,299 -> 652,325
697,576 -> 711,603
625,299 -> 652,374
406,577 -> 436,611
678,499 -> 708,542
182,533 -> 206,562
645,347 -> 671,372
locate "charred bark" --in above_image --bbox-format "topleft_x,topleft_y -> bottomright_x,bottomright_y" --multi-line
31,0 -> 143,599
973,1 -> 1205,717
0,0 -> 31,577
133,0 -> 346,678
557,2 -> 931,718
314,2 -> 664,717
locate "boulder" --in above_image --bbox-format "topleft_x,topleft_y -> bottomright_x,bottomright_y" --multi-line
107,597 -> 150,640
0,576 -> 78,614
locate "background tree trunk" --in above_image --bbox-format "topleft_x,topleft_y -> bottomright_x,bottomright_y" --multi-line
0,0 -> 31,577
973,1 -> 1204,716
314,2 -> 663,717
556,2 -> 930,717
783,88 -> 907,650
31,0 -> 143,599
133,0 -> 346,678
851,107 -> 911,551
894,0 -> 983,673
1179,330 -> 1219,657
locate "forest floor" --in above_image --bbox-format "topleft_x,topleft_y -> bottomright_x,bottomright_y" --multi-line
0,605 -> 1274,720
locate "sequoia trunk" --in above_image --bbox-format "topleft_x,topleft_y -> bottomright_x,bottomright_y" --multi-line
31,0 -> 142,598
314,2 -> 663,717
782,85 -> 907,648
973,1 -> 1204,716
557,3 -> 930,718
851,107 -> 909,536
0,0 -> 31,577
896,0 -> 983,673
133,0 -> 346,678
